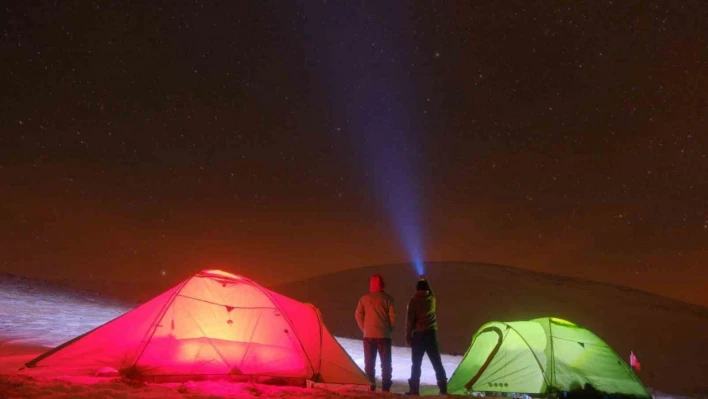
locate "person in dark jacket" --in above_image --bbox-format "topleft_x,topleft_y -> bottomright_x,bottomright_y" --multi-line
405,276 -> 447,395
355,274 -> 396,391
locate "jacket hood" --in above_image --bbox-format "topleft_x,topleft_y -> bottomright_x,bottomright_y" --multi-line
369,274 -> 385,292
416,279 -> 430,291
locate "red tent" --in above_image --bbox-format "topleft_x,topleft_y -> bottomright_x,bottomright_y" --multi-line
25,270 -> 369,386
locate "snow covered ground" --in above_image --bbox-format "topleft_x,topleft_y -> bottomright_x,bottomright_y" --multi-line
0,342 -> 457,398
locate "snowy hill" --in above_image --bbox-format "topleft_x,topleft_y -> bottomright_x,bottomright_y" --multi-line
277,262 -> 708,397
0,272 -> 136,348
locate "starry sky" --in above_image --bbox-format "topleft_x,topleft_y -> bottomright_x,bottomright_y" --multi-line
2,1 -> 707,306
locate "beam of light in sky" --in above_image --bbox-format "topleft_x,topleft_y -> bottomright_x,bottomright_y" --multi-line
307,3 -> 426,275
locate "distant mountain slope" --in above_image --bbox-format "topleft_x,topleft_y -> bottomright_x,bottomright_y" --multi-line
0,273 -> 135,347
277,262 -> 708,396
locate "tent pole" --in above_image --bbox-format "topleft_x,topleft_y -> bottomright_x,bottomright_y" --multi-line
548,319 -> 555,390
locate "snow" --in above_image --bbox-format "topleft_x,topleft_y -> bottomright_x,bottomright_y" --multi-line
0,342 -> 456,398
0,372 -> 393,399
0,273 -> 128,348
337,337 -> 461,390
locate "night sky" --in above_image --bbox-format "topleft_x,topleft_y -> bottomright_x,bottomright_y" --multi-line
2,1 -> 707,306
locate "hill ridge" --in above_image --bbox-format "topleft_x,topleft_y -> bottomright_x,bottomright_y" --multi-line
282,261 -> 708,315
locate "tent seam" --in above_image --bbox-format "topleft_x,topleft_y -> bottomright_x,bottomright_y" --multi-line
131,276 -> 193,369
245,280 -> 317,378
505,323 -> 552,390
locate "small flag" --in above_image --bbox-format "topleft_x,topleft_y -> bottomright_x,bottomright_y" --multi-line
630,351 -> 641,372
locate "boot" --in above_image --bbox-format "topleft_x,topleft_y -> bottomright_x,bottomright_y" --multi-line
405,378 -> 420,396
382,381 -> 392,392
438,379 -> 448,395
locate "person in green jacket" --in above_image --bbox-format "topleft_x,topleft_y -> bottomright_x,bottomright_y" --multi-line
405,275 -> 447,395
355,274 -> 396,391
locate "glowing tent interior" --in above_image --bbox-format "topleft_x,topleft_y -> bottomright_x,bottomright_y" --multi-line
24,269 -> 369,387
447,317 -> 649,397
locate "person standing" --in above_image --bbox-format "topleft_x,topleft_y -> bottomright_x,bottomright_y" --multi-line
405,275 -> 447,395
355,274 -> 396,392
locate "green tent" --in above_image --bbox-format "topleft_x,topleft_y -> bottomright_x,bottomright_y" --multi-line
448,317 -> 649,397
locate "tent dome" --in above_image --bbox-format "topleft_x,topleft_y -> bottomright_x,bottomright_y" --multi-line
25,270 -> 368,387
447,317 -> 649,397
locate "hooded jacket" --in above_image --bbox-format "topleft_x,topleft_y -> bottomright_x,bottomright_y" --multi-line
355,275 -> 396,339
405,281 -> 437,342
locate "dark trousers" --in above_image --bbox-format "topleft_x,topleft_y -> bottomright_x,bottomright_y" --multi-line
410,329 -> 447,382
363,337 -> 392,390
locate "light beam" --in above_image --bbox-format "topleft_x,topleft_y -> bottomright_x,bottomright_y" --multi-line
308,2 -> 427,275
